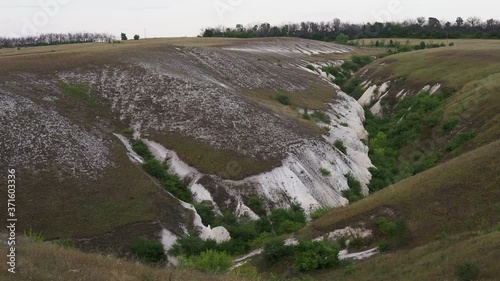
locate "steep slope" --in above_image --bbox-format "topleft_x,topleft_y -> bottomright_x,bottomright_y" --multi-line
0,38 -> 373,254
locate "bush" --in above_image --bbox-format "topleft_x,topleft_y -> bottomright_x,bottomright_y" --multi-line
246,195 -> 267,217
134,34 -> 140,40
310,207 -> 330,221
142,159 -> 169,181
306,64 -> 316,71
132,140 -> 153,160
455,261 -> 480,281
169,236 -> 217,257
449,42 -> 455,46
130,238 -> 166,263
121,33 -> 128,41
320,168 -> 331,176
194,201 -> 216,226
341,174 -> 363,203
334,140 -> 347,154
263,238 -> 294,264
276,93 -> 290,105
378,240 -> 390,252
445,132 -> 475,152
442,115 -> 461,132
181,250 -> 233,273
294,240 -> 339,271
269,204 -> 306,235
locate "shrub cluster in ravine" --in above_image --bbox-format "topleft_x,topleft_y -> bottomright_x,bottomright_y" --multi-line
180,249 -> 233,274
341,174 -> 363,203
130,238 -> 167,263
364,91 -> 452,192
171,203 -> 307,258
132,140 -> 193,202
321,56 -> 373,89
262,239 -> 339,272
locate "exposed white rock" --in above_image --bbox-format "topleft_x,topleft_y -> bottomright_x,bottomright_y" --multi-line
358,85 -> 379,106
113,134 -> 144,164
160,229 -> 179,265
143,139 -> 199,179
180,201 -> 231,243
339,247 -> 379,261
429,83 -> 442,95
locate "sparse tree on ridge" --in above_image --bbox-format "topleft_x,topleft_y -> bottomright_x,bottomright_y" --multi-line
121,33 -> 128,41
134,34 -> 140,40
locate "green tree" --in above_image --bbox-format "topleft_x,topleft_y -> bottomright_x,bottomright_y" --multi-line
134,34 -> 140,40
121,33 -> 128,40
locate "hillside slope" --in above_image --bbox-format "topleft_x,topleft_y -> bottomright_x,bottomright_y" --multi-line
0,37 -> 375,255
299,139 -> 500,280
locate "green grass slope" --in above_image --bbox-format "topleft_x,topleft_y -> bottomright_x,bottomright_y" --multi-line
299,139 -> 500,280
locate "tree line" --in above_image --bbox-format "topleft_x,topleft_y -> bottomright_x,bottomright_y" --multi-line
201,17 -> 500,41
0,32 -> 115,48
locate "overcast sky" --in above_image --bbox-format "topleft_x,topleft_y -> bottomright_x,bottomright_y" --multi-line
1,0 -> 498,38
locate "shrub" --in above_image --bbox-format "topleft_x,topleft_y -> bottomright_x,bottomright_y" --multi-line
294,240 -> 339,271
181,250 -> 233,273
442,115 -> 461,132
276,93 -> 290,105
142,159 -> 169,181
341,174 -> 363,203
335,33 -> 349,44
263,238 -> 294,264
121,33 -> 128,41
341,61 -> 360,72
348,235 -> 364,249
246,195 -> 267,217
130,238 -> 166,263
269,204 -> 306,235
310,207 -> 330,221
132,140 -> 153,160
334,140 -> 347,154
378,240 -> 390,252
306,64 -> 316,71
320,168 -> 331,176
455,261 -> 480,281
134,34 -> 140,40
169,236 -> 217,257
449,42 -> 455,46
194,201 -> 216,226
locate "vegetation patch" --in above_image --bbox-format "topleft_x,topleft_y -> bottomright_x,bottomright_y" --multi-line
333,140 -> 347,154
341,174 -> 363,203
275,93 -> 290,105
130,237 -> 167,263
180,250 -> 233,274
319,168 -> 331,176
133,142 -> 193,203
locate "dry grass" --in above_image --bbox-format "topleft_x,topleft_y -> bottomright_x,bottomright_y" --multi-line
0,237 -> 251,281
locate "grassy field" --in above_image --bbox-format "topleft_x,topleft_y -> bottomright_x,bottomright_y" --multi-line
0,237 -> 253,281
